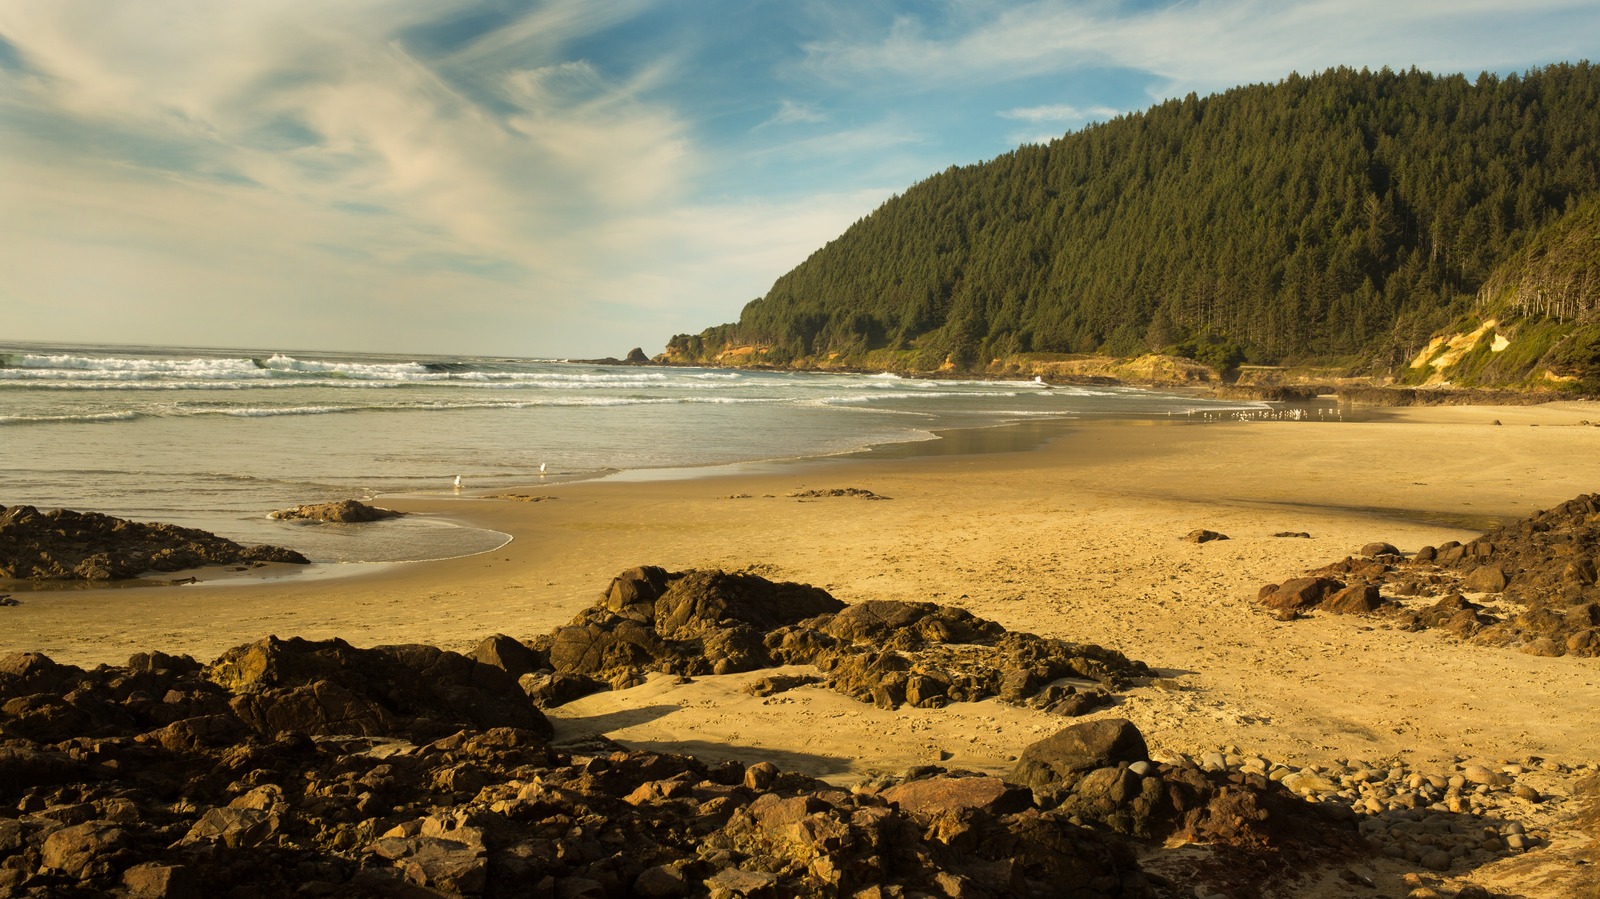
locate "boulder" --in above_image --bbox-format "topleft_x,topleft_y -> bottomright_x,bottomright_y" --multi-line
1259,577 -> 1344,612
1012,718 -> 1149,791
41,821 -> 132,880
207,635 -> 551,740
1324,584 -> 1383,614
1360,542 -> 1401,557
880,776 -> 1032,817
1462,565 -> 1510,593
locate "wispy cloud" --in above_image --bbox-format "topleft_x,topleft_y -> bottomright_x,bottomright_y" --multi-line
0,0 -> 1595,355
800,0 -> 1600,99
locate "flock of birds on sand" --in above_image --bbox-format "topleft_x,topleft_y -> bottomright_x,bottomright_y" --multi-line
1186,406 -> 1344,422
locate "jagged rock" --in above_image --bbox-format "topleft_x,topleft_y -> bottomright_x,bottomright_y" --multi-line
207,635 -> 551,740
1261,492 -> 1600,655
537,567 -> 1146,713
268,499 -> 403,522
1462,564 -> 1511,593
41,821 -> 132,879
182,807 -> 278,848
0,504 -> 307,580
1259,576 -> 1344,612
1012,718 -> 1149,791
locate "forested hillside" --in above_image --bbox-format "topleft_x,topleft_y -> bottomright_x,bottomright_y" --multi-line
1402,191 -> 1600,391
668,63 -> 1600,385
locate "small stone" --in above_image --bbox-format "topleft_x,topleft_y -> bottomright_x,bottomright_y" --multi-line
1419,849 -> 1452,871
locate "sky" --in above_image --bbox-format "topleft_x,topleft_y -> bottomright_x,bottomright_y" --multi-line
2,1 -> 1598,359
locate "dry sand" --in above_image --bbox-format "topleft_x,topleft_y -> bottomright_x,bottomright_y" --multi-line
6,399 -> 1600,895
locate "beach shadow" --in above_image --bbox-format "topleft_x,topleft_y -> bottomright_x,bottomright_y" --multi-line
607,737 -> 854,778
549,703 -> 681,735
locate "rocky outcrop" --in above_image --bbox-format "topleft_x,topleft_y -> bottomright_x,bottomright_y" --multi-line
1256,493 -> 1600,656
267,499 -> 403,522
0,504 -> 308,581
528,567 -> 1150,713
0,644 -> 1179,898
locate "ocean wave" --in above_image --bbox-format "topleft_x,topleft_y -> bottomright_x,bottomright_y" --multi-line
0,410 -> 142,425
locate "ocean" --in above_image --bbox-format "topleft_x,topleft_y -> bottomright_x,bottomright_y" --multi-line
1,341 -> 1274,564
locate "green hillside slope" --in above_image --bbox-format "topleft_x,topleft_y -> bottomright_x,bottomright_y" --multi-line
668,63 -> 1600,386
1402,191 -> 1600,391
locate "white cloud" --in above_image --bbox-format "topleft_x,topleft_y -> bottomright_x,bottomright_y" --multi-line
760,99 -> 829,127
801,0 -> 1600,101
999,103 -> 1121,123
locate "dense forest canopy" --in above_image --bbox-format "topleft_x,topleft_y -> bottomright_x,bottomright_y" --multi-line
671,63 -> 1600,377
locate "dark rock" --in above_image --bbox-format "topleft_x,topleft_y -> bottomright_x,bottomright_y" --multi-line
1257,492 -> 1600,657
1012,718 -> 1149,791
880,775 -> 1032,817
1360,542 -> 1401,557
268,499 -> 403,522
207,635 -> 551,740
473,633 -> 543,679
1324,584 -> 1384,614
1259,576 -> 1344,612
0,504 -> 307,580
520,671 -> 606,707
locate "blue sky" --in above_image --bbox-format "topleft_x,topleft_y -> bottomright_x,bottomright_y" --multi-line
2,1 -> 1597,358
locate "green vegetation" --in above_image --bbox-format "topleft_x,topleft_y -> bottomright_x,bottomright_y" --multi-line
669,63 -> 1600,388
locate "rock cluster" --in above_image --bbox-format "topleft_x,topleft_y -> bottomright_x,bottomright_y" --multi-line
1256,493 -> 1600,656
786,488 -> 890,500
0,505 -> 308,581
267,500 -> 403,523
1145,746 -> 1576,875
522,567 -> 1148,714
3,642 -> 1391,899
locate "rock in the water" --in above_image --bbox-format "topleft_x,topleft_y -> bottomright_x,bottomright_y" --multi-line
1012,718 -> 1149,790
268,499 -> 403,522
0,504 -> 307,580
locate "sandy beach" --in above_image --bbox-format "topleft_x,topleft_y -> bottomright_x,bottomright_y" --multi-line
7,399 -> 1600,894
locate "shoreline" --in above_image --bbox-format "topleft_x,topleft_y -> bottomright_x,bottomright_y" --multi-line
5,401 -> 1600,777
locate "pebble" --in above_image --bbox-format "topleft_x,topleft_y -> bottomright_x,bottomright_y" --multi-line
1183,745 -> 1561,876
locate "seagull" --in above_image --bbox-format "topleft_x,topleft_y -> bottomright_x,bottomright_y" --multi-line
453,475 -> 462,490
539,462 -> 547,477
